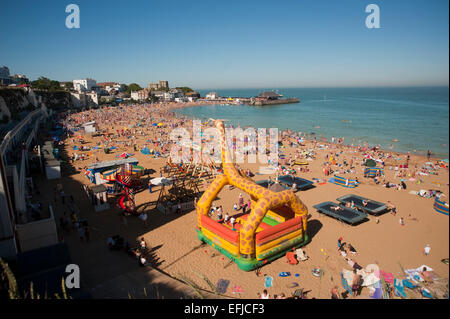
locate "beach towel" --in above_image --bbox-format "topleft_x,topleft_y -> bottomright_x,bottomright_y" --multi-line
340,272 -> 352,296
394,278 -> 406,298
421,288 -> 433,299
141,147 -> 151,155
362,273 -> 380,287
231,285 -> 243,294
370,287 -> 383,299
216,279 -> 230,294
380,270 -> 394,284
402,279 -> 418,290
264,276 -> 273,288
404,269 -> 425,284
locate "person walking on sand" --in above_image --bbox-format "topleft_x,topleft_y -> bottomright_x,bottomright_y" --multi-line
78,225 -> 85,243
423,244 -> 431,256
238,193 -> 244,210
139,212 -> 148,227
260,289 -> 270,299
121,214 -> 128,228
331,286 -> 340,299
84,226 -> 90,243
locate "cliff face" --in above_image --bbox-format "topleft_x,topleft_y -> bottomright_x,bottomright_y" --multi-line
0,88 -> 73,123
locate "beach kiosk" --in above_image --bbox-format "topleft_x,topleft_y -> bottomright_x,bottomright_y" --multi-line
84,184 -> 110,212
85,158 -> 139,184
81,121 -> 98,134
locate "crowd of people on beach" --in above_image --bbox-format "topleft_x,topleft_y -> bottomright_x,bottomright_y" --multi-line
41,101 -> 448,300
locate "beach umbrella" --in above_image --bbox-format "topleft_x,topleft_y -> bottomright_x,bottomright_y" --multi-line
157,122 -> 163,127
365,159 -> 377,167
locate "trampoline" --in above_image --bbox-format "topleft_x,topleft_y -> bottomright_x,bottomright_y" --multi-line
313,201 -> 368,225
277,175 -> 314,191
336,194 -> 387,215
255,180 -> 289,190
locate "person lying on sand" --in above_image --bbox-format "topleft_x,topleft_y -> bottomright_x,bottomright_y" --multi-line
420,267 -> 434,283
387,201 -> 397,215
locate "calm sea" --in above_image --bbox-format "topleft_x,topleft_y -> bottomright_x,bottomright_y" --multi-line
174,87 -> 449,158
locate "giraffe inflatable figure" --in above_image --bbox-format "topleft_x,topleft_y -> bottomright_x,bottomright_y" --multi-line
196,120 -> 309,271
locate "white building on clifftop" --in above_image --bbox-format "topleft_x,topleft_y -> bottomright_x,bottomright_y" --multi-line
73,78 -> 97,93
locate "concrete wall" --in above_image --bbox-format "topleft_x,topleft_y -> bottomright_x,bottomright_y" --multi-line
0,162 -> 17,259
16,205 -> 58,253
45,163 -> 61,180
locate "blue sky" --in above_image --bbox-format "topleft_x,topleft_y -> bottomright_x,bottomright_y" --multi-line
0,0 -> 448,89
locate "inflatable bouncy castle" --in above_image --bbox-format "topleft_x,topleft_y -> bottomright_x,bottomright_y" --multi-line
195,120 -> 309,271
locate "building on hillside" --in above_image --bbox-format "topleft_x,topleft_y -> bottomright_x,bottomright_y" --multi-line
151,90 -> 165,100
206,92 -> 219,100
131,89 -> 150,101
11,74 -> 29,84
73,78 -> 97,93
70,91 -> 98,108
97,82 -> 118,88
159,80 -> 169,89
148,80 -> 169,90
148,82 -> 159,90
0,66 -> 12,85
97,82 -> 125,94
185,91 -> 200,99
163,91 -> 175,101
0,66 -> 10,79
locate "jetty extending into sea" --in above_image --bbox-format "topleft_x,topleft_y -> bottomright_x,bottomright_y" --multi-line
243,91 -> 300,106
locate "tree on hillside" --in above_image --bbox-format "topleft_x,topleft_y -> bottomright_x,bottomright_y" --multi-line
126,83 -> 142,94
175,87 -> 194,94
31,77 -> 61,91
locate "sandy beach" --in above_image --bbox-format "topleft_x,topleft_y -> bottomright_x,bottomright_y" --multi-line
43,102 -> 449,299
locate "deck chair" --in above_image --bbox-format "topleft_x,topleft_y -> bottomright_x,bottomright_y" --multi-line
295,248 -> 308,261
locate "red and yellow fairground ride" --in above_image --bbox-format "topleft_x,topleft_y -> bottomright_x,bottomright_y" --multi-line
196,120 -> 309,271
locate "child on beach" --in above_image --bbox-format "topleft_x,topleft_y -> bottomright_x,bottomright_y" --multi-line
348,243 -> 357,256
423,244 -> 431,256
387,201 -> 396,215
